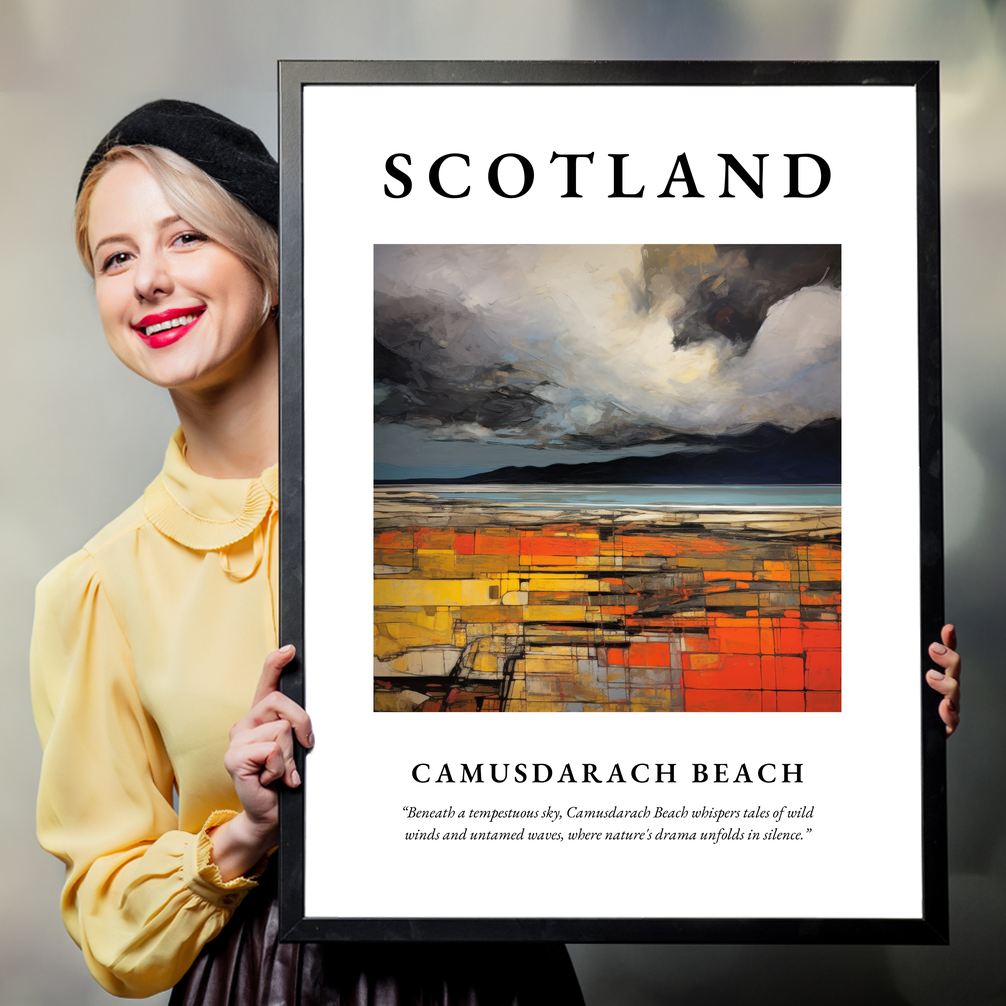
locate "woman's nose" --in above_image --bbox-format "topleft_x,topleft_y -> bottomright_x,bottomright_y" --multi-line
133,249 -> 173,302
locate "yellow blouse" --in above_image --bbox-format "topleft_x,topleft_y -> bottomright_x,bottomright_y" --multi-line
31,429 -> 279,998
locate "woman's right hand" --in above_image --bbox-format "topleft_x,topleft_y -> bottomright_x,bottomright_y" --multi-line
209,645 -> 314,881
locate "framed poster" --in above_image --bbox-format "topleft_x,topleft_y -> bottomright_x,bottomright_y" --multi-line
277,61 -> 946,943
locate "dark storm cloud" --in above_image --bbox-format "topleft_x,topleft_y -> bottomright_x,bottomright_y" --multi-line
374,244 -> 841,448
645,244 -> 841,350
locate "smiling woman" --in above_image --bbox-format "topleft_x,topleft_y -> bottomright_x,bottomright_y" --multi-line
30,100 -> 584,1004
85,159 -> 271,394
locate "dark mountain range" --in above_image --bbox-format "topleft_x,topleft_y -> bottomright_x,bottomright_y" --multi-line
377,418 -> 841,486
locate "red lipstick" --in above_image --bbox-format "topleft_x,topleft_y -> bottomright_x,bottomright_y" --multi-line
132,306 -> 205,349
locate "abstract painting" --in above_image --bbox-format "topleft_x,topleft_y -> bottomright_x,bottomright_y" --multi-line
374,244 -> 841,712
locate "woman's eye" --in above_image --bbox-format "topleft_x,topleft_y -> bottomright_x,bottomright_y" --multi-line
101,251 -> 132,273
173,231 -> 208,248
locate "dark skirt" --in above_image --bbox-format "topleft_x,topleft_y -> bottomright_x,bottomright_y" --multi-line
169,870 -> 585,1006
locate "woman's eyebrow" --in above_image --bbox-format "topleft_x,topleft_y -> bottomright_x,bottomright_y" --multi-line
92,216 -> 185,257
92,232 -> 133,256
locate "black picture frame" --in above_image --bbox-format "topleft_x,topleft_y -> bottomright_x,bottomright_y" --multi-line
277,60 -> 945,944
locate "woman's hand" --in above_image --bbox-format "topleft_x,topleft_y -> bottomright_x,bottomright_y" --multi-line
209,645 -> 314,881
926,624 -> 961,737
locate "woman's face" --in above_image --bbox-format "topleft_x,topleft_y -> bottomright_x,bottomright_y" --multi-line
87,158 -> 270,393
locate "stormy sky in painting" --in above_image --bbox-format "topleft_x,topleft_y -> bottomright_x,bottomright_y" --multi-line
374,244 -> 840,479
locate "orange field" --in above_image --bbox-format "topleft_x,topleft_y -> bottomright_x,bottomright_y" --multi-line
374,521 -> 841,712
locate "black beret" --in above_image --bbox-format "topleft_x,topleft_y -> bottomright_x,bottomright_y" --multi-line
78,99 -> 278,228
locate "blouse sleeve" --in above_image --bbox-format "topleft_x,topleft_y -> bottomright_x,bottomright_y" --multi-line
31,549 -> 262,998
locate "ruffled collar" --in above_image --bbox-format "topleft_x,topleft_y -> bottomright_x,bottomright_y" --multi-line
143,428 -> 278,551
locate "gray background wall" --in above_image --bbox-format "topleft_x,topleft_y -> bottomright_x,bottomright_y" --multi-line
1,2 -> 1002,1003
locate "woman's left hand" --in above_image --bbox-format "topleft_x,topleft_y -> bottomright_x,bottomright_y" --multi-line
926,624 -> 961,737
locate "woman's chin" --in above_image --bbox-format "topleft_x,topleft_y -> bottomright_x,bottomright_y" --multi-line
123,354 -> 218,392
109,323 -> 272,395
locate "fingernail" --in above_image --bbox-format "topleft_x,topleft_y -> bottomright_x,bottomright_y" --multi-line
927,669 -> 944,679
292,768 -> 301,787
931,643 -> 947,654
280,644 -> 295,654
306,732 -> 315,748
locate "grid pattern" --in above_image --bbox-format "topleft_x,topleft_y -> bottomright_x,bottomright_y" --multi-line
374,521 -> 840,712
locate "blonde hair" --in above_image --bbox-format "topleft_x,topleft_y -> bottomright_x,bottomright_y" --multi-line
75,145 -> 278,322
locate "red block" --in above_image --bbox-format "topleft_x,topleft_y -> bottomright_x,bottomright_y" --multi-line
776,627 -> 803,654
684,653 -> 761,690
376,530 -> 414,548
522,536 -> 599,557
685,689 -> 762,712
683,652 -> 722,672
629,642 -> 669,667
777,691 -> 806,712
802,623 -> 841,648
806,649 -> 841,690
711,625 -> 761,654
454,533 -> 475,554
807,691 -> 841,712
475,533 -> 520,555
761,655 -> 777,689
776,656 -> 805,690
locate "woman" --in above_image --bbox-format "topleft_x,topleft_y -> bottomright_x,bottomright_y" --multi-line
31,100 -> 586,1003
